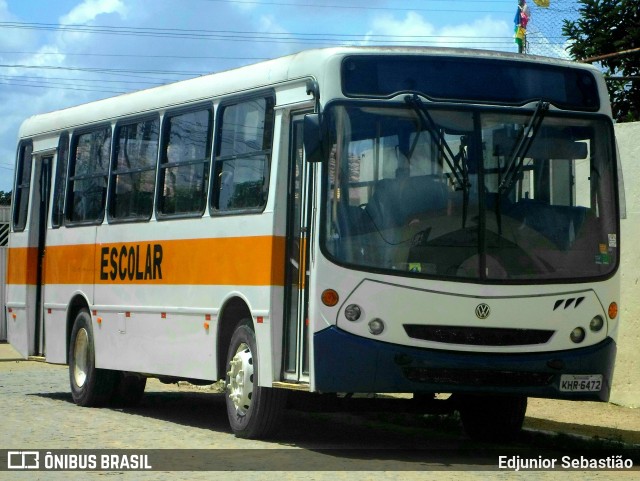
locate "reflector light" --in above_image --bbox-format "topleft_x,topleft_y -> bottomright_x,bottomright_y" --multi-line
321,289 -> 339,307
368,318 -> 385,335
608,302 -> 618,319
570,327 -> 586,343
589,315 -> 604,332
345,304 -> 362,322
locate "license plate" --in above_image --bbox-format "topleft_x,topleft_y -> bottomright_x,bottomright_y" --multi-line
559,374 -> 603,392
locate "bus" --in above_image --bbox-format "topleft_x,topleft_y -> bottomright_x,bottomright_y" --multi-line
6,47 -> 623,441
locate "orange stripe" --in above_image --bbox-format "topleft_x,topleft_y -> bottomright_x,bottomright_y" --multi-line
11,236 -> 286,286
45,244 -> 95,285
6,247 -> 38,285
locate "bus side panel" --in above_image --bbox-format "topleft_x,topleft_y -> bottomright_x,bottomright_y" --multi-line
90,219 -> 280,382
42,223 -> 83,364
6,243 -> 35,357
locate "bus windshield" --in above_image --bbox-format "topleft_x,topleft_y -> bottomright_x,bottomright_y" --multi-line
321,102 -> 618,282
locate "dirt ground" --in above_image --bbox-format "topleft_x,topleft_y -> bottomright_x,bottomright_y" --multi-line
524,397 -> 640,445
2,342 -> 639,447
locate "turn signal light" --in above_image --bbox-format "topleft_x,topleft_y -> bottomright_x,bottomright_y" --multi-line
321,289 -> 339,307
608,302 -> 618,320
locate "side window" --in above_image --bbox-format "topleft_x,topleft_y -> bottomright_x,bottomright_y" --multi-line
52,134 -> 69,228
157,108 -> 211,217
12,141 -> 33,231
67,127 -> 111,224
109,117 -> 159,221
212,96 -> 275,213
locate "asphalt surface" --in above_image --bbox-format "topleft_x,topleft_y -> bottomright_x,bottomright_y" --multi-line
0,342 -> 638,479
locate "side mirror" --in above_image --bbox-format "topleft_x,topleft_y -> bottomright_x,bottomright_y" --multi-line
304,114 -> 324,163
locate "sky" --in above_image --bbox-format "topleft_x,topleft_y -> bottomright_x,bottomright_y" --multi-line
0,0 -> 575,192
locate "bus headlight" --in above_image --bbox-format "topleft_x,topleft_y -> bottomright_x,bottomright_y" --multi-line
570,327 -> 586,343
368,318 -> 385,335
344,304 -> 362,322
589,315 -> 604,332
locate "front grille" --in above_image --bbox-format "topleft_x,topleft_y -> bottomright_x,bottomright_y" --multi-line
404,367 -> 554,387
403,325 -> 554,346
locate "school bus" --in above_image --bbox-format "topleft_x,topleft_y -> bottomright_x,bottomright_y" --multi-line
6,47 -> 622,440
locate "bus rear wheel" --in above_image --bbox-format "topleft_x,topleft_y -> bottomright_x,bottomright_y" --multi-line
457,394 -> 527,442
224,320 -> 286,439
69,309 -> 117,407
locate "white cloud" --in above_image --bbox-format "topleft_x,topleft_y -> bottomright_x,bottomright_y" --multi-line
60,0 -> 128,24
0,0 -> 37,50
228,0 -> 257,13
365,12 -> 513,52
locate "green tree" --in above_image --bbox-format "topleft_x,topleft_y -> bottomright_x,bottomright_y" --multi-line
563,0 -> 640,122
0,190 -> 11,205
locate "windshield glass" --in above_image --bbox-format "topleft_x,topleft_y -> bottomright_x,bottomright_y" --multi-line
321,103 -> 618,282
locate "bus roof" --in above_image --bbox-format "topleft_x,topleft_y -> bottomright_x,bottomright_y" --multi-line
17,46 -> 600,140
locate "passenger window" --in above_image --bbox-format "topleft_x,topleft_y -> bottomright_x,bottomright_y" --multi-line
67,127 -> 112,224
157,108 -> 211,216
212,96 -> 274,212
13,141 -> 33,231
110,118 -> 159,221
52,134 -> 69,228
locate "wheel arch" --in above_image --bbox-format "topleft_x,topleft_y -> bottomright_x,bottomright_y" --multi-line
65,292 -> 91,364
216,295 -> 254,380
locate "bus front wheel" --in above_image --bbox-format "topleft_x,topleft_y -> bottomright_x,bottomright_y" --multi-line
68,309 -> 117,407
224,320 -> 286,439
457,394 -> 527,442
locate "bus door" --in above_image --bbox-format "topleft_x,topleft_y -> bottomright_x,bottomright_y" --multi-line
283,114 -> 313,382
32,154 -> 52,356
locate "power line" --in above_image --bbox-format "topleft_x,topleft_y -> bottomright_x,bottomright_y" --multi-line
0,21 -> 521,45
0,21 -> 573,49
0,51 -> 270,61
0,74 -> 164,87
0,80 -> 127,95
196,0 -> 518,13
0,63 -> 205,77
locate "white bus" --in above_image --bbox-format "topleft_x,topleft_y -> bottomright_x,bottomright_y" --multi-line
6,47 -> 623,441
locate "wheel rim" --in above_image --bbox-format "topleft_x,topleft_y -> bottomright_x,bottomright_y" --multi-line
73,327 -> 89,388
226,342 -> 254,416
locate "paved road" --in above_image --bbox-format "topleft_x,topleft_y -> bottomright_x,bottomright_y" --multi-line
0,358 -> 637,480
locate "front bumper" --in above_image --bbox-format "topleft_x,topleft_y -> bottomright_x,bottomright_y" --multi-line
313,326 -> 616,401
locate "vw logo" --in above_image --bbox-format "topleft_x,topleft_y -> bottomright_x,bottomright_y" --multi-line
475,303 -> 491,319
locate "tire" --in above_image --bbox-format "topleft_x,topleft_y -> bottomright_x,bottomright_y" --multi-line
225,320 -> 287,439
68,309 -> 117,407
111,372 -> 147,407
457,394 -> 527,442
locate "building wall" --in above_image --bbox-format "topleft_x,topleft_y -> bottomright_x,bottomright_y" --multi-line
611,122 -> 640,408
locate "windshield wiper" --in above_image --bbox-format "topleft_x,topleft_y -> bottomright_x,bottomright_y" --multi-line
498,100 -> 549,195
404,95 -> 470,192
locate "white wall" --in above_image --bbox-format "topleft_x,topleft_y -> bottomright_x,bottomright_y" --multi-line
611,122 -> 640,407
